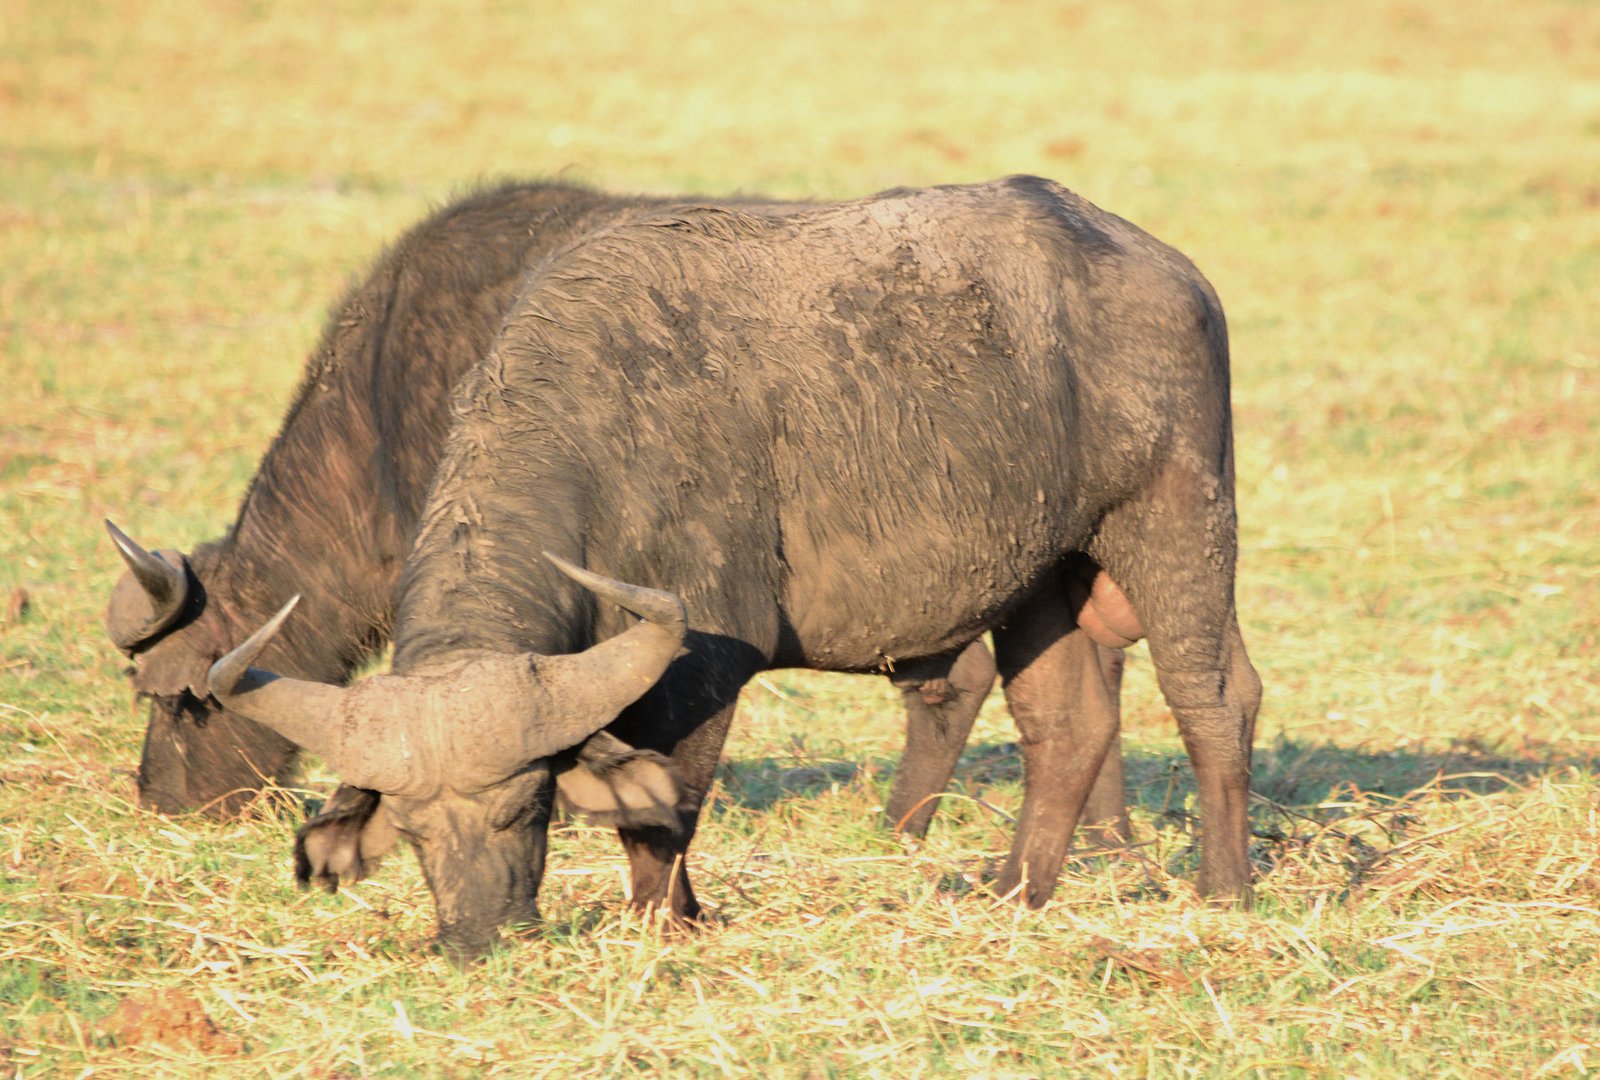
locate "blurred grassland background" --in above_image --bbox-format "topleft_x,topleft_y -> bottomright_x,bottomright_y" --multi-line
2,0 -> 1599,1075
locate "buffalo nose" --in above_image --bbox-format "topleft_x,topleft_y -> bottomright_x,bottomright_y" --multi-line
435,927 -> 502,966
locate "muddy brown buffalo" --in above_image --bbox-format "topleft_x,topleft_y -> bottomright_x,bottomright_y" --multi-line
105,180 -> 1135,838
210,176 -> 1260,958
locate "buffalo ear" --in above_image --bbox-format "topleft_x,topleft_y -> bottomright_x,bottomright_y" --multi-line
553,731 -> 685,833
295,785 -> 398,892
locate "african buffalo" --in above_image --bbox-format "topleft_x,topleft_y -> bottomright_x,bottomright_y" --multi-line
105,180 -> 1131,836
209,175 -> 1261,958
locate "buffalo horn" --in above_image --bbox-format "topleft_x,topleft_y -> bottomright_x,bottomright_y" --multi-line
204,597 -> 416,793
205,561 -> 689,796
530,552 -> 688,727
408,555 -> 690,782
104,519 -> 191,648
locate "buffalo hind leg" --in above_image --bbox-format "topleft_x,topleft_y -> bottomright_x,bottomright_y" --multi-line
1076,644 -> 1131,848
991,589 -> 1121,908
887,640 -> 1131,843
1093,469 -> 1262,903
883,640 -> 996,837
1155,619 -> 1259,900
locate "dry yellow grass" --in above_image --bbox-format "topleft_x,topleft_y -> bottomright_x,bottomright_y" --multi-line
3,0 -> 1599,1073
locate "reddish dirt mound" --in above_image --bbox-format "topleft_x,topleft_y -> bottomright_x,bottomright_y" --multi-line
5,585 -> 27,623
98,989 -> 243,1055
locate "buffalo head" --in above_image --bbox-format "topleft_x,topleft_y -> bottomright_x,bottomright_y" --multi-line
204,553 -> 687,959
105,521 -> 299,816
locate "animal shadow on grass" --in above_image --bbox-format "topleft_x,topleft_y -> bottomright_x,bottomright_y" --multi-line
714,731 -> 1597,899
715,731 -> 1588,816
715,752 -> 865,814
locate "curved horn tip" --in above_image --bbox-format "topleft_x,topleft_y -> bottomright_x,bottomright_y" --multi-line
541,551 -> 623,602
541,550 -> 583,578
206,594 -> 301,698
541,552 -> 686,633
105,518 -> 185,586
105,518 -> 148,565
105,518 -> 149,559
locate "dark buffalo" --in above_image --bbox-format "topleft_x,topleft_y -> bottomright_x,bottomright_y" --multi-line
210,176 -> 1261,958
105,180 -> 1132,836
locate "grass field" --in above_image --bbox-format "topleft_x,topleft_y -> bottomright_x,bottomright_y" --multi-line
3,0 -> 1599,1074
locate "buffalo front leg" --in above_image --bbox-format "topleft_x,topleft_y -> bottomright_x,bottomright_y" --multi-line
613,700 -> 737,923
991,592 -> 1122,909
883,640 -> 996,837
609,634 -> 765,923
